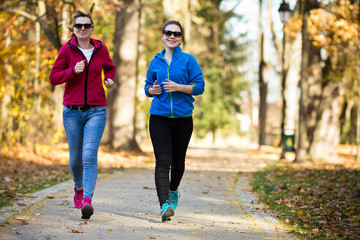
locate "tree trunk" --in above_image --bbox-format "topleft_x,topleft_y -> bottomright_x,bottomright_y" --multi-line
339,98 -> 354,144
295,0 -> 310,162
309,81 -> 340,162
258,0 -> 267,147
31,0 -> 46,150
61,3 -> 71,43
1,34 -> 12,144
284,32 -> 301,150
135,2 -> 147,146
51,3 -> 70,143
356,0 -> 360,164
304,44 -> 322,155
104,0 -> 141,151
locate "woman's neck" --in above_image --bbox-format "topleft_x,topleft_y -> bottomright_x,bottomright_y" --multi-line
77,38 -> 92,49
164,48 -> 173,57
164,48 -> 173,64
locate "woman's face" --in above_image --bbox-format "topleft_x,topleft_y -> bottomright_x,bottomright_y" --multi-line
162,24 -> 182,50
73,17 -> 93,41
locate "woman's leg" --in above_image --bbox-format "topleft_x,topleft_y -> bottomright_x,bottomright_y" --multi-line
170,117 -> 193,191
82,106 -> 107,200
63,106 -> 84,190
149,115 -> 172,207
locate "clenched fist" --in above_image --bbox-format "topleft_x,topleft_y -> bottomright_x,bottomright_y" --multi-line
104,78 -> 114,88
75,60 -> 85,74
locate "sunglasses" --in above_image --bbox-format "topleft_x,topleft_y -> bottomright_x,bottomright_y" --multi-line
163,30 -> 182,38
74,23 -> 93,29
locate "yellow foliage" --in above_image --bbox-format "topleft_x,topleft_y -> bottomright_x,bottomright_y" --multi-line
308,3 -> 358,55
6,66 -> 13,75
287,17 -> 302,42
296,209 -> 304,216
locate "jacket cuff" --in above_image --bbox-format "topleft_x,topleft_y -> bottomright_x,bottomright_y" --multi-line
72,67 -> 76,77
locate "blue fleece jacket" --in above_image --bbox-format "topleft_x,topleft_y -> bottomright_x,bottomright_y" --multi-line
144,46 -> 205,118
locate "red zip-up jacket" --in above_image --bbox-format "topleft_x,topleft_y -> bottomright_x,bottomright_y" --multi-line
49,37 -> 115,106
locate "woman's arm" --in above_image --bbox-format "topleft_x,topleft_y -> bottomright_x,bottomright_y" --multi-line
49,46 -> 76,86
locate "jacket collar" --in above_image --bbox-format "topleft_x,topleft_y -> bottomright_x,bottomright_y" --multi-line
68,36 -> 102,49
156,46 -> 182,59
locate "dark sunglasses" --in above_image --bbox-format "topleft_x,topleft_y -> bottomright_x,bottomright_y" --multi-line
163,30 -> 182,38
74,23 -> 93,29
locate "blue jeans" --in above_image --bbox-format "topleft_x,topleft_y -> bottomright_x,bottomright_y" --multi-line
63,105 -> 107,200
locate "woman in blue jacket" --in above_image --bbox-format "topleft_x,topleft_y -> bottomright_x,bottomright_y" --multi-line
144,20 -> 205,222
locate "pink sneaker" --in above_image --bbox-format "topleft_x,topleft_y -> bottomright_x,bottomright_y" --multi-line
81,198 -> 94,219
74,188 -> 83,208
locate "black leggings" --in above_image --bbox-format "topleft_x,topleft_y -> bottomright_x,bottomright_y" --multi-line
149,115 -> 193,207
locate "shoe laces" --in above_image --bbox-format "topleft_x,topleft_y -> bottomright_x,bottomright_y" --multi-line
169,191 -> 180,202
161,200 -> 171,212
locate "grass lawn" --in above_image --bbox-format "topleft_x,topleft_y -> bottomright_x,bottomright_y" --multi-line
249,148 -> 360,240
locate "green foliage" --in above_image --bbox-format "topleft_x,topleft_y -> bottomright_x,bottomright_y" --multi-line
143,0 -> 166,64
192,0 -> 248,140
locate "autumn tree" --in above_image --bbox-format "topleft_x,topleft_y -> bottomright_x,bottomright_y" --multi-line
0,0 -> 116,151
103,0 -> 142,151
288,0 -> 359,162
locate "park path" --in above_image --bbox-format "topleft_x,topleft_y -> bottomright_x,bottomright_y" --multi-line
0,144 -> 299,240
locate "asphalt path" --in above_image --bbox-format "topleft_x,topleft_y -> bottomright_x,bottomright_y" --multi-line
0,145 -> 298,240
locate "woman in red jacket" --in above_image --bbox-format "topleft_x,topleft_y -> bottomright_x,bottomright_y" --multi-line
49,10 -> 115,220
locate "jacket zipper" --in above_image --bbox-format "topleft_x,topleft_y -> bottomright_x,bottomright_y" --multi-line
70,43 -> 101,105
165,63 -> 174,118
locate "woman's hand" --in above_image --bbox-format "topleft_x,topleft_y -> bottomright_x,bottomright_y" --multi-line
149,80 -> 162,95
74,60 -> 85,74
162,79 -> 179,92
104,78 -> 114,88
162,79 -> 193,94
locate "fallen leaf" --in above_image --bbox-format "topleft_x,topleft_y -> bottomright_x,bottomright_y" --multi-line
70,227 -> 84,233
312,228 -> 319,235
16,202 -> 27,206
296,209 -> 303,216
16,220 -> 29,225
107,229 -> 112,232
352,216 -> 360,223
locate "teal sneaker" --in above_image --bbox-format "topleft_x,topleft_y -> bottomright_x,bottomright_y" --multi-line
160,200 -> 174,222
169,191 -> 180,210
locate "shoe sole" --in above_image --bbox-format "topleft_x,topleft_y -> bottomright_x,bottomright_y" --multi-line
161,206 -> 174,222
81,205 -> 94,219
